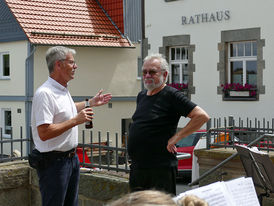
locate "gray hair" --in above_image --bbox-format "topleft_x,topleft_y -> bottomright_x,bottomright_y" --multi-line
46,46 -> 76,74
143,53 -> 169,83
143,53 -> 169,73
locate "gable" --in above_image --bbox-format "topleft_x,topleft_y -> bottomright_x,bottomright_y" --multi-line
0,0 -> 27,42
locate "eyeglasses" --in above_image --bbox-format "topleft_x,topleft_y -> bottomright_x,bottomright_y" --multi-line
142,69 -> 165,76
60,59 -> 76,66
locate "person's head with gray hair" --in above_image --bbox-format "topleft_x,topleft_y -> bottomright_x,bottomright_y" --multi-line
142,53 -> 169,94
46,46 -> 76,74
143,53 -> 169,75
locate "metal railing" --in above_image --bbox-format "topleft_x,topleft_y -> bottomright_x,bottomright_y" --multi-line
77,131 -> 190,173
189,133 -> 274,186
0,127 -> 30,163
0,127 -> 191,174
77,131 -> 130,173
2,116 -> 274,176
188,116 -> 274,186
206,116 -> 274,151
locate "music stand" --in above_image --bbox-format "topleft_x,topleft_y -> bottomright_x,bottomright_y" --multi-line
236,145 -> 274,205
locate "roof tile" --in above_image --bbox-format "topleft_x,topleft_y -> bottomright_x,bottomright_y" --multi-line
5,0 -> 132,47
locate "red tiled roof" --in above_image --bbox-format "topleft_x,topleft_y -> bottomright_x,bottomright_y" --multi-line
98,0 -> 124,33
5,0 -> 133,47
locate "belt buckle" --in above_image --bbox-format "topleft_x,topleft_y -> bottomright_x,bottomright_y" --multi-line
68,149 -> 75,158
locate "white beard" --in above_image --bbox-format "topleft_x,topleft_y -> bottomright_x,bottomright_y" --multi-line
144,74 -> 164,91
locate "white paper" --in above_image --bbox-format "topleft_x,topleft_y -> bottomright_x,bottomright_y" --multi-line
225,177 -> 260,206
175,181 -> 234,206
174,177 -> 260,206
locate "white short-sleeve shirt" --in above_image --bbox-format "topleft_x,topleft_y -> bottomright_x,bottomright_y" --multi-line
31,77 -> 78,152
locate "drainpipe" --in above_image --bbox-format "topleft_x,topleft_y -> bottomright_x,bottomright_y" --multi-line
25,43 -> 36,153
141,0 -> 145,90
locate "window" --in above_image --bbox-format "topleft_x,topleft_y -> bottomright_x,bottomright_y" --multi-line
228,41 -> 257,85
0,52 -> 10,79
218,28 -> 265,101
169,47 -> 189,84
159,34 -> 195,98
1,109 -> 11,138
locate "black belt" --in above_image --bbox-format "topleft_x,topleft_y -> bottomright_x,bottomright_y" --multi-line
42,148 -> 76,159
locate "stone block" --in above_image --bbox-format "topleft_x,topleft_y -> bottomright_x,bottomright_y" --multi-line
0,161 -> 29,190
0,186 -> 30,206
79,172 -> 129,201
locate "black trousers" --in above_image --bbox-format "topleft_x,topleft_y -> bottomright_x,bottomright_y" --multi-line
129,166 -> 177,195
37,154 -> 80,206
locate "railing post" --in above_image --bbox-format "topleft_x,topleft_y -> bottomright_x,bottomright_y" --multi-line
10,127 -> 13,160
0,128 -> 3,161
98,131 -> 102,168
20,127 -> 23,158
115,133 -> 119,172
82,130 -> 85,164
228,115 -> 234,127
206,118 -> 211,149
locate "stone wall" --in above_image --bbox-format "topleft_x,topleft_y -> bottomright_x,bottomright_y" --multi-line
195,148 -> 274,206
0,161 -> 31,206
0,161 -> 129,206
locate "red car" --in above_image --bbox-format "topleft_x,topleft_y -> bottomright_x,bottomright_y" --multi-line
176,130 -> 206,178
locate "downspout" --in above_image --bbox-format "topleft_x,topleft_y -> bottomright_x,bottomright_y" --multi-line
25,43 -> 36,153
141,0 -> 145,90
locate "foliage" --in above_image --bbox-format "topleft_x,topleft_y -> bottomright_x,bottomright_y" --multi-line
167,83 -> 188,91
221,83 -> 257,96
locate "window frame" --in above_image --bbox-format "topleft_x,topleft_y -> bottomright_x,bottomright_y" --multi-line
227,41 -> 257,85
1,108 -> 12,138
159,34 -> 195,99
0,52 -> 10,79
217,28 -> 265,101
169,46 -> 189,84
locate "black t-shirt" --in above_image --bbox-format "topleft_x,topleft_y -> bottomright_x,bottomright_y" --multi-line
128,86 -> 197,168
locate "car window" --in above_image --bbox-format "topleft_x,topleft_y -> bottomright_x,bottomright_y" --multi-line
176,133 -> 205,147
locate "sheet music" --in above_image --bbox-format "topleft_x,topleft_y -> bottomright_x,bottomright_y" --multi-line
175,181 -> 235,206
174,177 -> 260,206
225,177 -> 260,206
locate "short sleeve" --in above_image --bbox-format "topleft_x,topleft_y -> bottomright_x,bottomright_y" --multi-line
171,89 -> 197,117
32,89 -> 56,127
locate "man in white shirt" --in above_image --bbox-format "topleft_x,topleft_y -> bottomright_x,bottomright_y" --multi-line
30,46 -> 111,206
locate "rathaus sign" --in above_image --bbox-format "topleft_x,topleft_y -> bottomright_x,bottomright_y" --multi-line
182,10 -> 230,25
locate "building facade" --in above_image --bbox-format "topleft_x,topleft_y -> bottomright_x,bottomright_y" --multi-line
143,0 -> 273,127
0,0 -> 142,155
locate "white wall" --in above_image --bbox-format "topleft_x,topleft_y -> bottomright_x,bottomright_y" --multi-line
0,41 -> 27,95
145,0 -> 274,125
0,41 -> 28,151
34,45 -> 141,96
0,101 -> 27,155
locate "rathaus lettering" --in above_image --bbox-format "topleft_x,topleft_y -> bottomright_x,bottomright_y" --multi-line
182,10 -> 230,25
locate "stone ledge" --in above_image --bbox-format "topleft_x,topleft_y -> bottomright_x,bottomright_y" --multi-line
0,160 -> 30,190
195,147 -> 274,162
79,171 -> 129,201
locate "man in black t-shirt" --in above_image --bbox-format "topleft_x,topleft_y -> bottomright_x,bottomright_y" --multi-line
128,53 -> 210,195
